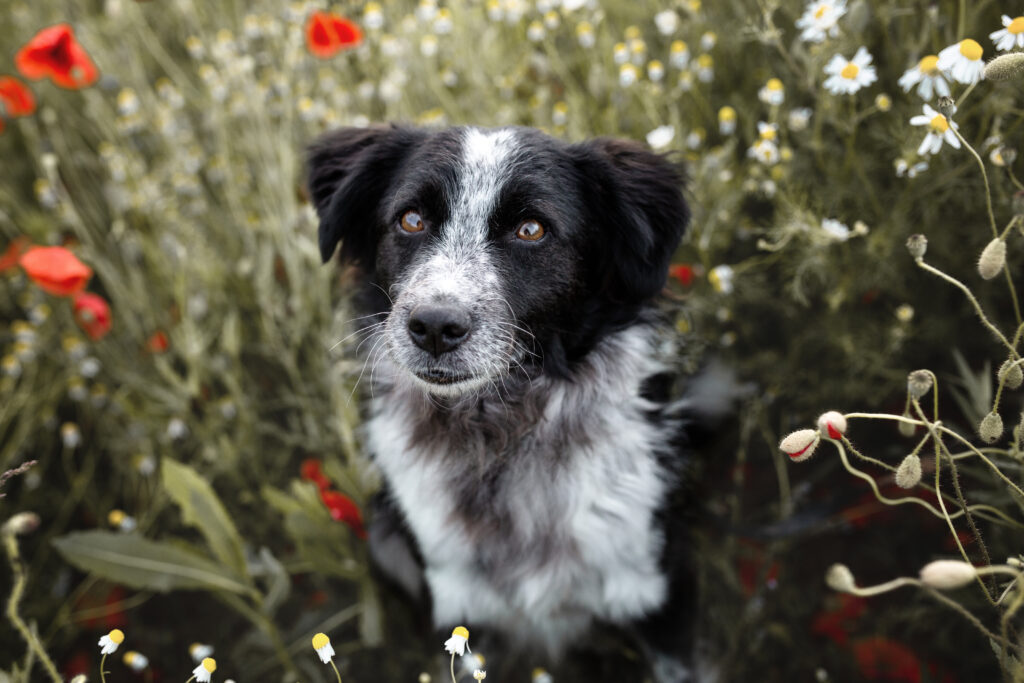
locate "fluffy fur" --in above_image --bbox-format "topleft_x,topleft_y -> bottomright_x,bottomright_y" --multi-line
308,124 -> 702,682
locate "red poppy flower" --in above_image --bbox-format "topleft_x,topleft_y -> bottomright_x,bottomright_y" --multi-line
850,637 -> 922,682
0,237 -> 30,272
306,12 -> 363,59
668,264 -> 695,287
73,292 -> 112,341
15,23 -> 99,90
320,489 -> 367,539
301,458 -> 332,491
146,330 -> 169,353
19,245 -> 92,296
0,76 -> 36,117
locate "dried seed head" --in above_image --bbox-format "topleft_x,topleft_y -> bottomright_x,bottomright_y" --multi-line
936,96 -> 956,119
898,412 -> 916,437
919,559 -> 977,589
779,429 -> 820,462
998,359 -> 1023,390
816,411 -> 847,440
907,370 -> 933,399
825,563 -> 856,593
984,52 -> 1024,81
906,234 -> 928,259
978,238 -> 1007,280
979,411 -> 1003,443
895,453 -> 922,488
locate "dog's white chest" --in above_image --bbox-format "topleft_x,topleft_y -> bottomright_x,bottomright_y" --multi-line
365,329 -> 674,649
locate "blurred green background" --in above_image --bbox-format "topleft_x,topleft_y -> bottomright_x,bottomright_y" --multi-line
1,0 -> 1023,681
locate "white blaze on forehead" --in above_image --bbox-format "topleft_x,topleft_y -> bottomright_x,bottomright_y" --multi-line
444,127 -> 519,249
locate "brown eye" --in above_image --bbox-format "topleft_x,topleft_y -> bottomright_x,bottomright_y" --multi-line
516,219 -> 545,241
400,210 -> 425,233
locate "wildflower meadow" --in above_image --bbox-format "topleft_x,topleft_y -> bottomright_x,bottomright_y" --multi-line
1,0 -> 1023,681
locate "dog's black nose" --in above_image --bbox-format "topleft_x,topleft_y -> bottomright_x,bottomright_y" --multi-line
407,305 -> 471,357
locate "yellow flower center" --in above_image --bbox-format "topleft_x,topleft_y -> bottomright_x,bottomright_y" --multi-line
814,5 -> 827,19
840,63 -> 859,79
202,658 -> 216,673
108,509 -> 125,526
1010,17 -> 1024,34
452,626 -> 469,639
109,629 -> 124,644
670,40 -> 687,54
312,633 -> 330,650
760,127 -> 776,141
697,54 -> 713,68
959,39 -> 982,61
930,114 -> 949,133
766,77 -> 783,91
918,55 -> 939,74
719,106 -> 736,122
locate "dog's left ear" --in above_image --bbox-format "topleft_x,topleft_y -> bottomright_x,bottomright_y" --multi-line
306,125 -> 423,265
571,138 -> 689,304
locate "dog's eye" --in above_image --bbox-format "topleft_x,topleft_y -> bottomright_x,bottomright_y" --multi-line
516,219 -> 545,242
399,210 -> 425,233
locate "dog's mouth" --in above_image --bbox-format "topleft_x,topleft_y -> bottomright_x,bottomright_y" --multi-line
413,368 -> 474,386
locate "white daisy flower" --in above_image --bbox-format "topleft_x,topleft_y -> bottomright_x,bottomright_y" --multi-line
758,77 -> 785,105
695,54 -> 713,82
654,10 -> 678,35
193,657 -> 217,683
757,121 -> 778,141
686,129 -> 705,150
444,626 -> 471,656
123,651 -> 149,672
748,139 -> 780,165
796,0 -> 847,43
619,64 -> 639,87
895,158 -> 930,178
718,106 -> 737,135
910,104 -> 961,156
669,40 -> 689,69
700,31 -> 717,51
821,218 -> 850,241
107,509 -> 137,532
312,632 -> 335,663
462,653 -> 486,673
936,39 -> 984,84
474,671 -> 487,681
98,629 -> 125,655
646,125 -> 675,150
709,265 -> 735,294
823,47 -> 877,94
647,60 -> 665,82
576,21 -> 595,48
897,55 -> 951,100
788,107 -> 813,131
190,643 -> 214,662
991,15 -> 1024,51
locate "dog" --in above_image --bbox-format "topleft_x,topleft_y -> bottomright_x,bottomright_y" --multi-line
308,124 -> 720,682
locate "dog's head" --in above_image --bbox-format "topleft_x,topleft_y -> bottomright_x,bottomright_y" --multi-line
308,125 -> 689,396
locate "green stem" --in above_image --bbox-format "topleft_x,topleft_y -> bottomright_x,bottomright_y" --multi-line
101,652 -> 109,683
451,652 -> 457,683
331,659 -> 343,683
3,530 -> 62,683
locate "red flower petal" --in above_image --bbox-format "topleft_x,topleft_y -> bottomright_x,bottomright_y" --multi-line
146,330 -> 169,353
0,76 -> 36,117
0,237 -> 30,272
301,458 -> 332,490
319,489 -> 367,539
851,637 -> 922,683
668,264 -> 695,287
73,292 -> 112,341
15,23 -> 99,90
305,12 -> 362,59
19,246 -> 92,296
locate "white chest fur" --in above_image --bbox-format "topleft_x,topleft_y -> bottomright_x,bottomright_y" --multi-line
364,326 -> 677,653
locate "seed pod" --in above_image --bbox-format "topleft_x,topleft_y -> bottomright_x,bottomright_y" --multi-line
984,52 -> 1024,81
779,429 -> 820,462
919,559 -> 977,589
978,238 -> 1006,280
906,234 -> 928,259
907,370 -> 933,399
895,453 -> 922,488
936,96 -> 956,118
825,563 -> 856,593
979,411 -> 1003,443
816,411 -> 847,440
997,359 -> 1023,390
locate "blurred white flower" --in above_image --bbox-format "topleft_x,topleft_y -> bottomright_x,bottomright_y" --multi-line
748,139 -> 780,165
990,15 -> 1024,52
654,10 -> 678,35
758,77 -> 784,105
898,55 -> 950,100
788,107 -> 812,131
821,218 -> 850,241
669,40 -> 689,69
646,125 -> 675,150
700,31 -> 716,51
718,106 -> 737,135
796,0 -> 847,42
910,104 -> 960,155
709,265 -> 735,294
823,47 -> 877,94
695,54 -> 713,82
937,39 -> 985,84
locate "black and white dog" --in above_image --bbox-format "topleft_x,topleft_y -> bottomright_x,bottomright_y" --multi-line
308,125 -> 721,682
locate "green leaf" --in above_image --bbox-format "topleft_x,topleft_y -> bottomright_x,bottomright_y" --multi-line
162,458 -> 248,578
53,530 -> 255,596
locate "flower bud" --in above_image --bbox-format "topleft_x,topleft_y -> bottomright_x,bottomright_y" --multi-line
906,234 -> 927,259
936,96 -> 956,119
998,359 -> 1023,390
978,238 -> 1006,280
919,559 -> 977,589
984,52 -> 1024,81
898,412 -> 916,437
825,563 -> 856,593
2,512 -> 40,536
1014,190 -> 1024,218
816,411 -> 847,440
907,370 -> 933,400
779,429 -> 820,462
895,453 -> 922,488
979,411 -> 1003,443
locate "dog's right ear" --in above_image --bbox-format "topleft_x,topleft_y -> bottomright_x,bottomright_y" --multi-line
306,125 -> 422,265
